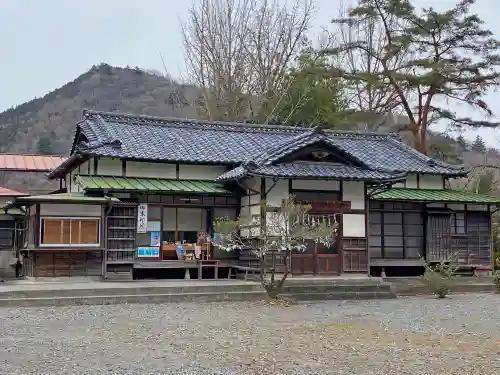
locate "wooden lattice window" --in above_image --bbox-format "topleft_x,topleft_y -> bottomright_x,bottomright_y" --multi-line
40,218 -> 100,246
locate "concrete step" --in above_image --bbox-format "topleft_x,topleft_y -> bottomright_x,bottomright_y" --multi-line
0,291 -> 268,308
285,289 -> 396,300
0,283 -> 263,299
282,283 -> 393,294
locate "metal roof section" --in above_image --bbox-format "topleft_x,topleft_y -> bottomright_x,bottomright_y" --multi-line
74,175 -> 230,194
372,188 -> 500,203
11,192 -> 119,205
0,187 -> 29,197
0,154 -> 66,172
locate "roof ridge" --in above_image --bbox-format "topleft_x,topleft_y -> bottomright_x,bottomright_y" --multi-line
81,109 -> 399,138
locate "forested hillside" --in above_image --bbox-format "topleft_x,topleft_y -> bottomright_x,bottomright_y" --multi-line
0,63 -> 497,193
0,64 -> 199,192
0,64 -> 197,156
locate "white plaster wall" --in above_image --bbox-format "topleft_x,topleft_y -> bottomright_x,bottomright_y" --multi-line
342,214 -> 366,237
77,160 -> 91,175
419,175 -> 443,189
265,178 -> 289,207
405,174 -> 418,188
40,204 -> 101,216
291,179 -> 340,191
178,164 -> 227,180
392,181 -> 405,188
97,157 -> 122,176
240,178 -> 261,237
69,172 -> 81,193
342,181 -> 365,210
126,161 -> 176,179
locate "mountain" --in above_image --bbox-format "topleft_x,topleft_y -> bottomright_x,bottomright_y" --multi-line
0,63 -> 497,194
0,64 -> 198,156
0,64 -> 200,193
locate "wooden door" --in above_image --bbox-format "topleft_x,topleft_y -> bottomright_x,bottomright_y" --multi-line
426,214 -> 452,262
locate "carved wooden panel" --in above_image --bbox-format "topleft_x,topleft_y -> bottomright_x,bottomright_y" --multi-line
342,238 -> 368,272
291,253 -> 315,274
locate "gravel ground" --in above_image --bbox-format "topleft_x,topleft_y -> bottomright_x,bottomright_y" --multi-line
1,294 -> 500,375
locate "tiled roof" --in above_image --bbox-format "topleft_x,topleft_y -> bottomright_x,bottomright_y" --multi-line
0,187 -> 28,197
217,163 -> 406,183
69,110 -> 464,176
74,175 -> 229,194
0,154 -> 66,172
372,188 -> 500,203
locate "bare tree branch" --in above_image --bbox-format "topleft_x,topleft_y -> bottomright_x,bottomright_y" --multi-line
181,0 -> 315,122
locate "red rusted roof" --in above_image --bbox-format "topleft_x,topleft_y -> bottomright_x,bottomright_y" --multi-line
0,187 -> 28,197
0,154 -> 66,172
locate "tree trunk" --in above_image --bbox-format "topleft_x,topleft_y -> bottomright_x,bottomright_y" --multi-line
260,251 -> 290,299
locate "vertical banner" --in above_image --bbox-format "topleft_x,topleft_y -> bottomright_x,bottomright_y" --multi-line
137,203 -> 148,233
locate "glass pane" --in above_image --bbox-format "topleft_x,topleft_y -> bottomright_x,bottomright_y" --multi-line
79,220 -> 99,244
62,220 -> 71,244
383,213 -> 402,224
136,232 -> 150,247
384,224 -> 403,235
180,231 -> 198,243
384,236 -> 403,247
369,247 -> 382,258
70,220 -> 81,244
42,219 -> 63,244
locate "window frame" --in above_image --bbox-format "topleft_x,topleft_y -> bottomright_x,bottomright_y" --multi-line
39,217 -> 101,247
450,212 -> 466,235
0,220 -> 15,248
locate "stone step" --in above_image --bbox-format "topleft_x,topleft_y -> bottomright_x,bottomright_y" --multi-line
0,291 -> 268,308
282,283 -> 394,294
285,290 -> 397,300
0,283 -> 263,299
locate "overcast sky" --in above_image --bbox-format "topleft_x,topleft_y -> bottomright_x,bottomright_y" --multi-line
1,0 -> 500,144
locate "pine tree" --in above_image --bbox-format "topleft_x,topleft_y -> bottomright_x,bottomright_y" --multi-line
36,136 -> 54,155
327,0 -> 500,154
471,135 -> 486,152
456,135 -> 468,151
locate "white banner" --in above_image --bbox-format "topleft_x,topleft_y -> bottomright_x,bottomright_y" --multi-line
137,203 -> 148,233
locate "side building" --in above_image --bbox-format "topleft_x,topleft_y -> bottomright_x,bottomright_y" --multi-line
6,110 -> 500,279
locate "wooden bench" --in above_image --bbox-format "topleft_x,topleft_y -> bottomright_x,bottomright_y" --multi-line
229,265 -> 260,280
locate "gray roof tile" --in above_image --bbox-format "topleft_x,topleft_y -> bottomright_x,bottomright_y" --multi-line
217,163 -> 406,183
73,110 -> 465,176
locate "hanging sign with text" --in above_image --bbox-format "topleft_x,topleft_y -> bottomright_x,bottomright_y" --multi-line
137,203 -> 148,233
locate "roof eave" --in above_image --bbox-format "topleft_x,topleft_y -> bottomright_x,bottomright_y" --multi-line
246,170 -> 406,183
371,196 -> 500,205
46,152 -> 89,180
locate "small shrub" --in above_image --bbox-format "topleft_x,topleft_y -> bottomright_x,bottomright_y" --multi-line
423,260 -> 458,299
495,252 -> 500,271
493,258 -> 500,293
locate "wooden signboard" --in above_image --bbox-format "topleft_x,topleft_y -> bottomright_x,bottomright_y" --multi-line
299,200 -> 352,214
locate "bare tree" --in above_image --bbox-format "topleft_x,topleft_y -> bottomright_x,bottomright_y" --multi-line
181,0 -> 315,122
213,196 -> 338,298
